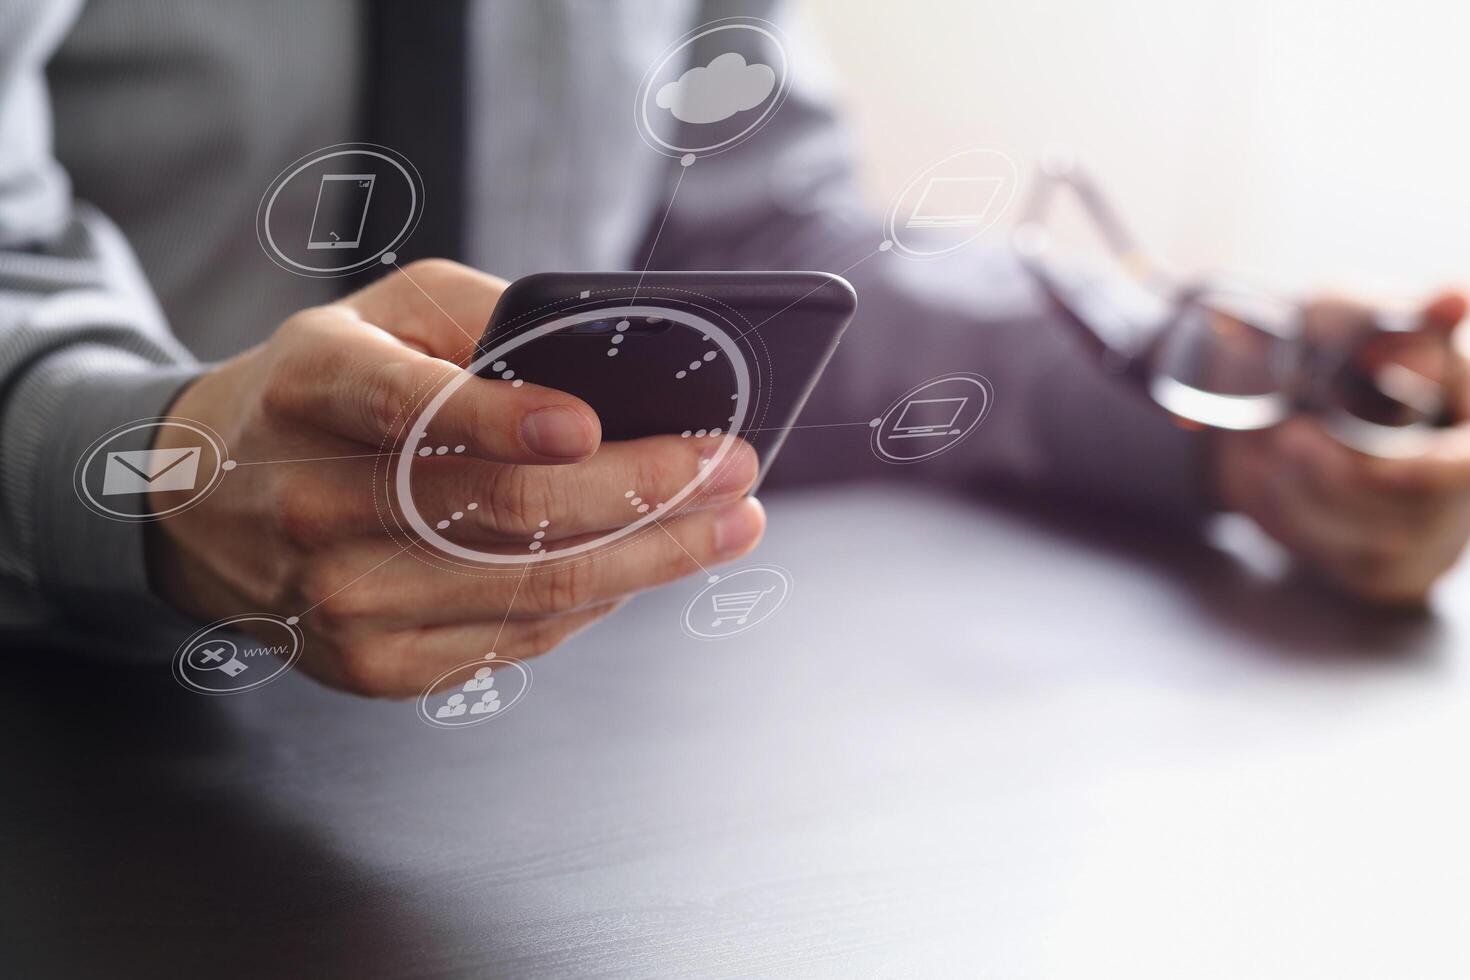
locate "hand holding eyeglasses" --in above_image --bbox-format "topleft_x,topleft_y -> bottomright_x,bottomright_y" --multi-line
1014,154 -> 1470,604
1212,291 -> 1470,605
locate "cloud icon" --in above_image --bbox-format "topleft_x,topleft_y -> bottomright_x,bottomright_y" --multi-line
655,52 -> 776,125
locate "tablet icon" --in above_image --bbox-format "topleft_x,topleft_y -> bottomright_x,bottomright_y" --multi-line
307,174 -> 375,250
256,143 -> 423,277
101,446 -> 201,496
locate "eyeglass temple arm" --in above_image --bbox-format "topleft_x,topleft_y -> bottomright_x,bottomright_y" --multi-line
1015,161 -> 1168,384
1019,160 -> 1154,279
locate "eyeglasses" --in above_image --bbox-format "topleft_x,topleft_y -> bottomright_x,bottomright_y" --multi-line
1011,152 -> 1458,457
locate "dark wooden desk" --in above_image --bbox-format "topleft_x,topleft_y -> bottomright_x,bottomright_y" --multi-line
4,485 -> 1468,979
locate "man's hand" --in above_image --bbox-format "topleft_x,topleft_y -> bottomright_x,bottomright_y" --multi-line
147,260 -> 764,695
1213,290 -> 1470,605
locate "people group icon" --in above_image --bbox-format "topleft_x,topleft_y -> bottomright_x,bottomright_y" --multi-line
436,693 -> 466,718
433,666 -> 502,721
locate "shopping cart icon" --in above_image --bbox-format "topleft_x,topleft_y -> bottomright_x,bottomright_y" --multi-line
710,586 -> 777,628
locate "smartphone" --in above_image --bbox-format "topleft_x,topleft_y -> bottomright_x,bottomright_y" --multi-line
471,271 -> 856,490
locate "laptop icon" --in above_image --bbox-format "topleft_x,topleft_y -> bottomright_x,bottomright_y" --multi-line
905,175 -> 1005,229
889,396 -> 967,439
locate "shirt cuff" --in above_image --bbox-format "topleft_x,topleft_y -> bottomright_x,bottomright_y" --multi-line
6,342 -> 201,622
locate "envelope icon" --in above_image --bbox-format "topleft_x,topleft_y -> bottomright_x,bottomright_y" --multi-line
102,447 -> 201,496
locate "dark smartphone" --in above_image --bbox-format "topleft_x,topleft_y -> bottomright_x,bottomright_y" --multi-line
472,271 -> 856,489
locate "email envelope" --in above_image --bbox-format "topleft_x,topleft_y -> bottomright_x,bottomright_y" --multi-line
102,446 -> 201,496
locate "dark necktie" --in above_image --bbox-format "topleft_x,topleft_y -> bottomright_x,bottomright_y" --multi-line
363,0 -> 469,263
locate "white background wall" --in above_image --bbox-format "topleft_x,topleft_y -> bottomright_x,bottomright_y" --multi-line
806,0 -> 1470,301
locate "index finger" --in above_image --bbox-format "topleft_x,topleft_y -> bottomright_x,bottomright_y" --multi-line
1358,423 -> 1470,497
340,258 -> 505,363
272,312 -> 601,464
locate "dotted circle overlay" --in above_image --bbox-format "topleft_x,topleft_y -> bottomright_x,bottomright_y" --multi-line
397,306 -> 749,565
369,286 -> 774,582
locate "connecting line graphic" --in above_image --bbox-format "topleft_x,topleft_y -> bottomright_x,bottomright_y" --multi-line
733,246 -> 883,342
650,514 -> 718,583
740,419 -> 880,435
627,160 -> 689,308
488,563 -> 531,654
286,541 -> 415,626
231,450 -> 400,467
390,258 -> 481,348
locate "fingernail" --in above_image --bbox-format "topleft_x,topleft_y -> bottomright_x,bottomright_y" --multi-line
521,407 -> 596,458
706,441 -> 759,495
713,497 -> 765,557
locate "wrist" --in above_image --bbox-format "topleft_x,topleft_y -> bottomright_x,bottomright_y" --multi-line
141,367 -> 236,621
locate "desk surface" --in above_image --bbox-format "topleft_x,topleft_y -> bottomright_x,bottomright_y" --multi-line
4,484 -> 1470,979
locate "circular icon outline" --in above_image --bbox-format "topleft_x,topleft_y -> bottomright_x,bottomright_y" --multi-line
417,656 -> 533,729
394,304 -> 752,566
74,417 -> 230,523
681,564 -> 794,640
634,17 -> 792,159
172,614 -> 303,696
185,637 -> 238,672
255,142 -> 423,278
883,147 -> 1020,260
870,373 -> 993,465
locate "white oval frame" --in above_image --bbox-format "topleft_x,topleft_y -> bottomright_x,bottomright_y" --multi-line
417,657 -> 533,729
395,306 -> 751,565
634,18 -> 792,158
172,614 -> 303,696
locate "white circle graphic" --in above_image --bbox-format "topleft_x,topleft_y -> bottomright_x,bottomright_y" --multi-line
681,564 -> 793,640
74,417 -> 229,523
395,305 -> 752,566
883,147 -> 1020,259
256,143 -> 423,278
172,614 -> 303,696
634,17 -> 791,158
417,657 -> 533,729
871,374 -> 993,464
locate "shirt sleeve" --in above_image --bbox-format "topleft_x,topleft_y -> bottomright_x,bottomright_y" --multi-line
0,0 -> 202,630
639,6 -> 1210,523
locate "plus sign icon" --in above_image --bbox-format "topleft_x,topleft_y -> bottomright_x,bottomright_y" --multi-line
187,639 -> 247,677
173,615 -> 303,696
